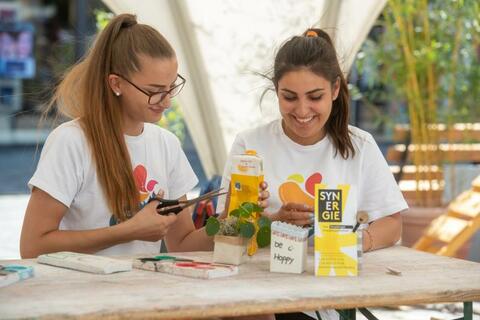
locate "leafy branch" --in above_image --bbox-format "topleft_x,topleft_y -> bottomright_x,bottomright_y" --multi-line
206,202 -> 271,248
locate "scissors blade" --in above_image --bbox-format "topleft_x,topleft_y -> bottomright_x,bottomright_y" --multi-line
155,188 -> 227,215
181,189 -> 228,208
193,189 -> 227,203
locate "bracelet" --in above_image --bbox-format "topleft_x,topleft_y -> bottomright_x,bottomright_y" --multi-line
363,229 -> 373,252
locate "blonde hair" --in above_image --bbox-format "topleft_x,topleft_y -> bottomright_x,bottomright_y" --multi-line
48,14 -> 175,221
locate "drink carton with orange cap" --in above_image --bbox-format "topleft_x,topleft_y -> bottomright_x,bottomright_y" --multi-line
228,150 -> 264,255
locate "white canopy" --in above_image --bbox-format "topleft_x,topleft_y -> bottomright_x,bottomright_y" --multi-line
102,0 -> 387,177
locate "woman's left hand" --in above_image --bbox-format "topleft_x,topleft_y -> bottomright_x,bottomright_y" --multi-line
258,181 -> 269,209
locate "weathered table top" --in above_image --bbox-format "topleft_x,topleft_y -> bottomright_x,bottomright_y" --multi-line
1,246 -> 479,319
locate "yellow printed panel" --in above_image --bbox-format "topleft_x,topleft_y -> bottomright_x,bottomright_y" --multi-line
228,174 -> 264,256
228,174 -> 264,214
314,184 -> 358,277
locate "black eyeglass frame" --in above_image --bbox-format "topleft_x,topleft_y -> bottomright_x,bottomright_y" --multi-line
112,73 -> 186,105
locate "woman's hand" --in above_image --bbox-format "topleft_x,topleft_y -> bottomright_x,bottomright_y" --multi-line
126,190 -> 178,242
258,181 -> 270,209
267,203 -> 314,226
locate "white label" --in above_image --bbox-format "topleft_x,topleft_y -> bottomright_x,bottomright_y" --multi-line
270,233 -> 307,274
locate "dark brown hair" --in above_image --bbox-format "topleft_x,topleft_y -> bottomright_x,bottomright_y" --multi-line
273,28 -> 355,159
48,14 -> 175,221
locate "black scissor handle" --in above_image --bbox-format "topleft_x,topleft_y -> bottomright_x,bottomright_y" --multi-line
156,199 -> 179,207
156,204 -> 183,216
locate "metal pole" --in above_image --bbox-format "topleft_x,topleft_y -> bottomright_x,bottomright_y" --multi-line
74,0 -> 88,61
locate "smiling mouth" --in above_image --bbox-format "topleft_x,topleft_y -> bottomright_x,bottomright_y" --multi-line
149,107 -> 164,114
292,115 -> 316,124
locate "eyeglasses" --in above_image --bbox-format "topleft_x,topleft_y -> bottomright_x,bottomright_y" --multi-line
113,73 -> 186,105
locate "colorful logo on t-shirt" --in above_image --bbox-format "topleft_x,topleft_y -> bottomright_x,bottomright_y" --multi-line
133,164 -> 158,205
278,172 -> 322,206
109,164 -> 158,226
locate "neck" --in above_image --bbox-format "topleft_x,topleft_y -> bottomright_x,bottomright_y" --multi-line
123,120 -> 144,136
281,120 -> 326,145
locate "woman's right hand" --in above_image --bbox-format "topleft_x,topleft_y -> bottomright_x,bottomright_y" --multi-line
269,203 -> 314,226
126,197 -> 178,242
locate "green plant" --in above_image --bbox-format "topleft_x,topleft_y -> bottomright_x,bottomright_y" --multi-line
94,9 -> 114,31
205,202 -> 271,248
354,0 -> 480,206
158,100 -> 187,145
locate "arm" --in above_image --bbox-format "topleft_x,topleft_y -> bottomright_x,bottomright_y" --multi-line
362,212 -> 402,252
358,135 -> 407,252
20,187 -> 176,258
163,195 -> 214,252
166,184 -> 270,252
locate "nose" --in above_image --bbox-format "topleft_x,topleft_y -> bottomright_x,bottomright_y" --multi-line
158,94 -> 172,109
295,97 -> 311,116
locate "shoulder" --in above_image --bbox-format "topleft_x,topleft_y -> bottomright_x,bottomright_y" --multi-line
45,119 -> 87,148
348,125 -> 377,149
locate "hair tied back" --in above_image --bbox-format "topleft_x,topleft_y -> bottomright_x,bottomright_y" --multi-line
120,19 -> 137,29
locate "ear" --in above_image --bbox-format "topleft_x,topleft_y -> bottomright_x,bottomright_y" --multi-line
108,74 -> 122,96
332,77 -> 340,101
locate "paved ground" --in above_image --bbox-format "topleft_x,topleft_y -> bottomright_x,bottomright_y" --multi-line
0,194 -> 28,260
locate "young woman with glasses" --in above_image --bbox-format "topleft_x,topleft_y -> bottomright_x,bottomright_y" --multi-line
20,14 -> 268,259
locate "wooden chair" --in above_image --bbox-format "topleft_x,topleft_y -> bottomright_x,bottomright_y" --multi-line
387,123 -> 480,207
413,175 -> 480,256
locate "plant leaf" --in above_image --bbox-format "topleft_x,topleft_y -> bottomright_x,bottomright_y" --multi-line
258,216 -> 271,228
239,221 -> 255,238
256,226 -> 271,248
205,217 -> 220,236
250,203 -> 264,213
240,202 -> 253,211
240,202 -> 263,214
238,204 -> 251,218
229,209 -> 241,217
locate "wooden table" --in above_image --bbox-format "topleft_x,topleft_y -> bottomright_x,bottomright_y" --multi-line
1,246 -> 479,319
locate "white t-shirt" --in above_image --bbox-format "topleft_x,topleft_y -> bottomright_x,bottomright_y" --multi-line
218,119 -> 408,223
218,119 -> 408,320
29,120 -> 198,256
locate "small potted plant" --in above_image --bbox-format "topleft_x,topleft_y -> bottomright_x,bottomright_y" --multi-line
206,202 -> 271,265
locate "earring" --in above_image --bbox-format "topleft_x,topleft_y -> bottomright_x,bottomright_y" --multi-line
115,92 -> 121,96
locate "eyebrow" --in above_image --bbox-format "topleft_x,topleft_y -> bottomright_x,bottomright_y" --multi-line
280,88 -> 325,94
146,78 -> 178,89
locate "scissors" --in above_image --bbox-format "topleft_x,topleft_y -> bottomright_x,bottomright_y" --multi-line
149,188 -> 227,216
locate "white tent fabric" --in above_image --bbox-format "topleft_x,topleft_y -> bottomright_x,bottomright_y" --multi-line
102,0 -> 387,177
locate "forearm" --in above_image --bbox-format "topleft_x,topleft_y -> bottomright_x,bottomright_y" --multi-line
363,213 -> 402,252
20,222 -> 134,258
167,227 -> 214,252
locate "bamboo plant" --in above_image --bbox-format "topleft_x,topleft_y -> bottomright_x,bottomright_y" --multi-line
355,0 -> 480,206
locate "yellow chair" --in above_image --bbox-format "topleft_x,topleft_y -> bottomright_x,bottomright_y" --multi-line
413,175 -> 480,256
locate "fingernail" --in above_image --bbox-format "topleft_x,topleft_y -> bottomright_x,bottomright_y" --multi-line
309,213 -> 315,223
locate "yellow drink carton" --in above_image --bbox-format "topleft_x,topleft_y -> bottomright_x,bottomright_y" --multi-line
314,184 -> 358,276
228,150 -> 264,255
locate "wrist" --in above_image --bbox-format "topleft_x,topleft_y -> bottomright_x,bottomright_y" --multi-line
114,218 -> 137,243
363,229 -> 373,252
266,211 -> 279,222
